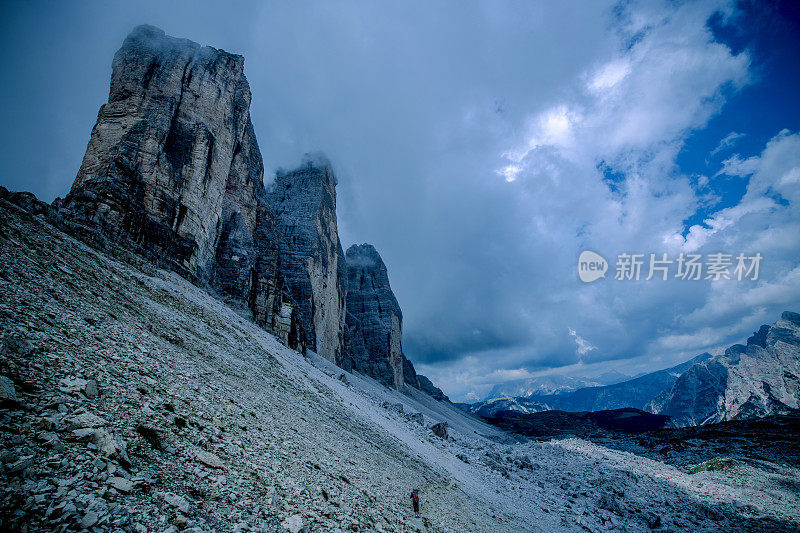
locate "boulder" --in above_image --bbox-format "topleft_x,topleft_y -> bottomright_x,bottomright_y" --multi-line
430,422 -> 448,439
0,376 -> 17,404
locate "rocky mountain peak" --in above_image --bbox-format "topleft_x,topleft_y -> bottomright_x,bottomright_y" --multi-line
341,243 -> 448,399
345,244 -> 393,288
268,156 -> 347,363
59,24 -> 255,279
747,324 -> 770,348
652,311 -> 800,426
342,243 -> 405,388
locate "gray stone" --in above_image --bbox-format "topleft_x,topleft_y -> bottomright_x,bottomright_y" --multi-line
94,429 -> 130,465
70,412 -> 107,428
0,376 -> 17,403
281,513 -> 304,533
406,412 -> 424,425
81,510 -> 99,528
84,379 -> 99,398
0,335 -> 34,357
430,422 -> 448,439
381,402 -> 403,414
7,455 -> 35,475
108,476 -> 134,493
194,449 -> 223,469
164,492 -> 190,514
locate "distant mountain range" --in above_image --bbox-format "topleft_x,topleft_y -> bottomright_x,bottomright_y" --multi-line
462,311 -> 800,427
484,370 -> 632,399
462,353 -> 711,418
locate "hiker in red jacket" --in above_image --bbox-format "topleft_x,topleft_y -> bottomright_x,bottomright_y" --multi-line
411,489 -> 420,517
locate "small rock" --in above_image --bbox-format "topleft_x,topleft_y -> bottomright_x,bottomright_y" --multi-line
7,455 -> 35,475
72,428 -> 97,440
194,449 -> 223,469
430,422 -> 448,439
108,476 -> 134,493
406,412 -> 424,425
380,402 -> 403,413
59,376 -> 88,393
82,510 -> 99,528
173,514 -> 188,528
164,492 -> 190,514
0,375 -> 17,404
84,379 -> 99,398
0,335 -> 33,357
643,511 -> 661,529
598,493 -> 623,515
281,514 -> 304,533
70,412 -> 107,428
94,429 -> 130,465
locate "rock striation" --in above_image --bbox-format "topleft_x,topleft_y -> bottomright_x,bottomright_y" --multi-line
50,25 -> 305,350
342,244 -> 448,399
342,244 -> 405,388
649,311 -> 800,427
267,157 -> 347,363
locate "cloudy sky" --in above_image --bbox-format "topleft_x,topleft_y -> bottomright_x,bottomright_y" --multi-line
1,0 -> 798,401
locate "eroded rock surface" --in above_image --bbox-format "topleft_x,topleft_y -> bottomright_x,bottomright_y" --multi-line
342,244 -> 405,388
343,244 -> 449,398
267,156 -> 347,362
652,312 -> 800,427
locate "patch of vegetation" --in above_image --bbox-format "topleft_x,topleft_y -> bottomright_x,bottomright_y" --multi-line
689,457 -> 734,474
136,424 -> 163,450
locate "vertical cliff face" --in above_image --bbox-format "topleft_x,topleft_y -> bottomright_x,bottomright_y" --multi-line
55,25 -> 299,345
268,157 -> 347,363
343,244 -> 405,388
62,25 -> 251,278
343,244 -> 449,399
